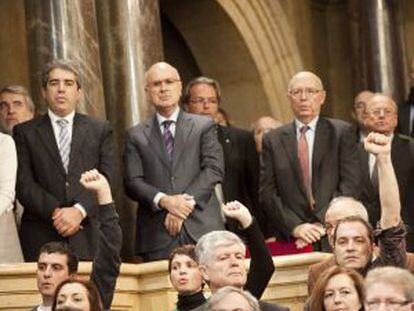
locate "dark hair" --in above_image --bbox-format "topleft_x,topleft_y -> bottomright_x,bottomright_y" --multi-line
182,76 -> 221,105
41,59 -> 82,89
333,216 -> 374,245
310,266 -> 364,311
168,244 -> 197,273
52,278 -> 103,311
38,242 -> 79,275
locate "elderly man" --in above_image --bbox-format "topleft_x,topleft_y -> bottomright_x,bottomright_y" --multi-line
14,59 -> 116,261
307,133 -> 407,295
364,267 -> 414,311
124,63 -> 224,261
352,90 -> 374,141
260,71 -> 360,249
194,201 -> 287,311
361,93 -> 414,251
0,85 -> 35,134
182,77 -> 260,233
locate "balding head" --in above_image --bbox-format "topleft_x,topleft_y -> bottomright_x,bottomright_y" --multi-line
287,71 -> 326,124
352,90 -> 374,129
364,93 -> 398,135
145,62 -> 182,117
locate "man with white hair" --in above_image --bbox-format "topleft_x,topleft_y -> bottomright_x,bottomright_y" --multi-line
194,201 -> 289,311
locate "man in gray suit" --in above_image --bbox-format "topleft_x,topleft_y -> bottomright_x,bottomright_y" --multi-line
124,62 -> 225,262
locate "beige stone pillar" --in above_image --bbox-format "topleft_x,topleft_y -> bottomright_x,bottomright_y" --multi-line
25,0 -> 106,118
349,0 -> 407,102
95,0 -> 163,260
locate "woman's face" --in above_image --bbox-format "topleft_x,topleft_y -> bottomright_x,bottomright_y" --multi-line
323,273 -> 361,311
170,254 -> 203,294
56,282 -> 90,311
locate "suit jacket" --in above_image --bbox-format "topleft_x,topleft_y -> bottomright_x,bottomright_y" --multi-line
397,87 -> 414,136
14,113 -> 116,261
260,118 -> 361,240
217,125 -> 263,232
358,134 -> 414,251
124,111 -> 225,254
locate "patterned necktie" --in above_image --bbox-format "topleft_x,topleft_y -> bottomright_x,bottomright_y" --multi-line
298,125 -> 314,208
162,120 -> 174,159
56,119 -> 70,172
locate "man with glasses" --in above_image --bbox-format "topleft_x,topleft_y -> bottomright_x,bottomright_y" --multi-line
260,71 -> 360,250
124,63 -> 225,262
364,267 -> 414,311
182,77 -> 262,235
360,93 -> 414,251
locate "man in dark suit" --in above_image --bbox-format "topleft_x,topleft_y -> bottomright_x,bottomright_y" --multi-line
32,169 -> 121,311
124,63 -> 225,262
182,77 -> 262,233
14,59 -> 116,261
361,93 -> 414,251
260,71 -> 360,250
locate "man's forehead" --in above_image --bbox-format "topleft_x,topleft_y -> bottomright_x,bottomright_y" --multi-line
48,68 -> 77,79
38,252 -> 68,264
336,221 -> 369,238
146,63 -> 179,82
214,244 -> 245,256
288,72 -> 323,90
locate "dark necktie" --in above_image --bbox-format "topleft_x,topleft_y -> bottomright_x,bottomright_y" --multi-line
162,120 -> 174,159
56,119 -> 70,172
371,160 -> 379,194
298,125 -> 314,208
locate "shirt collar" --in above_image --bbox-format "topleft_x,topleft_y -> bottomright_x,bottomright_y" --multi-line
295,116 -> 319,133
48,109 -> 75,125
156,107 -> 180,126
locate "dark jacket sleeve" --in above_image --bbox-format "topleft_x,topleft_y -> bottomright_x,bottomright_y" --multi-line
90,203 -> 122,310
243,219 -> 275,299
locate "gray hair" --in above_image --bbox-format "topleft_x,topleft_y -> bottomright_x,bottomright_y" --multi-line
196,231 -> 245,265
365,267 -> 414,301
0,85 -> 35,113
182,76 -> 221,105
326,196 -> 369,222
41,59 -> 82,89
207,286 -> 260,311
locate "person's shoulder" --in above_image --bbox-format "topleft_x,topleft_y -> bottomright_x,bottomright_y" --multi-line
75,112 -> 109,127
126,115 -> 153,135
182,111 -> 213,126
320,117 -> 351,130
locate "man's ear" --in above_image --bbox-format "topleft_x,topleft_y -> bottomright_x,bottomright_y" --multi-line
199,264 -> 210,282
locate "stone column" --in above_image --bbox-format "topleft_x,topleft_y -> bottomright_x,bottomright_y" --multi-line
25,0 -> 106,118
95,0 -> 163,260
349,0 -> 407,103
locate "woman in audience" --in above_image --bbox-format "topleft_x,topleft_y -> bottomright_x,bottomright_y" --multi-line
169,245 -> 205,311
52,278 -> 103,311
309,266 -> 364,311
0,132 -> 23,263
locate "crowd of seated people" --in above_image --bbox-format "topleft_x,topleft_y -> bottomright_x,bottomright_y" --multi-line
1,57 -> 414,311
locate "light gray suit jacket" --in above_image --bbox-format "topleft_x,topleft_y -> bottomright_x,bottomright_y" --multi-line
124,110 -> 225,254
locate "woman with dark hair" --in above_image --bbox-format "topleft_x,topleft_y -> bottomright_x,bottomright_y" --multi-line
309,266 -> 364,311
168,244 -> 205,311
52,278 -> 103,311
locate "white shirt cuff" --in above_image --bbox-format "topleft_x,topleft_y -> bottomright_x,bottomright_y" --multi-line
154,192 -> 166,210
74,203 -> 87,219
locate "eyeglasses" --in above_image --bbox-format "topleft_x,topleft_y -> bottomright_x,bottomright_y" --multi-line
288,88 -> 323,99
368,108 -> 396,117
189,97 -> 219,105
147,78 -> 180,90
365,300 -> 413,310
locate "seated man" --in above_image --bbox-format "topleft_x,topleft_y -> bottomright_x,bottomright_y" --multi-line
194,201 -> 288,311
307,132 -> 406,294
32,170 -> 122,311
364,266 -> 414,310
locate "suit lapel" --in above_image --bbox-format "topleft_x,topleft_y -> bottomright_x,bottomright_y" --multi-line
218,125 -> 233,155
36,114 -> 66,176
172,111 -> 194,170
281,122 -> 308,197
358,143 -> 376,195
143,115 -> 171,170
312,118 -> 330,176
68,114 -> 88,172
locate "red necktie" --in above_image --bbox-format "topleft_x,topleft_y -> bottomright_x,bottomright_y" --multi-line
298,126 -> 314,208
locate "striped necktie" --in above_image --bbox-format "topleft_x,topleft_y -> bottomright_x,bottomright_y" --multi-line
162,120 -> 174,160
56,119 -> 70,172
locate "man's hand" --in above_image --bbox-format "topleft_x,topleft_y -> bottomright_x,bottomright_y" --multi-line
164,213 -> 184,236
364,132 -> 391,156
80,169 -> 112,204
159,194 -> 195,219
292,223 -> 325,244
295,238 -> 309,249
222,200 -> 252,229
53,207 -> 83,237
